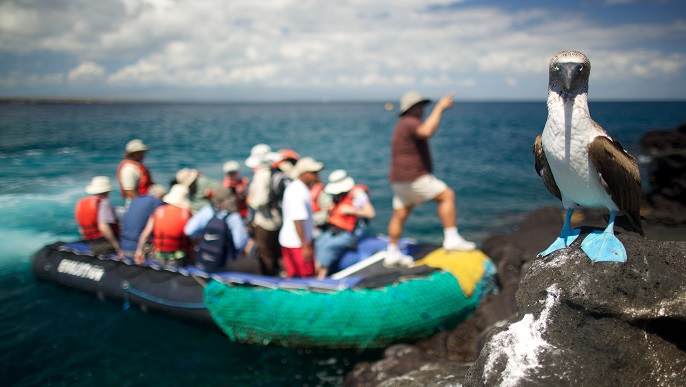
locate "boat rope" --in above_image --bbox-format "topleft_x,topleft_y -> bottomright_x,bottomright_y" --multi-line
122,282 -> 207,310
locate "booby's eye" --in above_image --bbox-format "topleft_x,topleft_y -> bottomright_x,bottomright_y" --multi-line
554,65 -> 559,71
579,65 -> 584,72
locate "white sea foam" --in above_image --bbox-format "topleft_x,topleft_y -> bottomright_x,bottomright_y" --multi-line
484,285 -> 560,386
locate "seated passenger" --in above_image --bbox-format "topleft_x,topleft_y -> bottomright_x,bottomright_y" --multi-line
134,184 -> 192,266
118,184 -> 167,257
315,170 -> 376,279
222,160 -> 250,219
184,186 -> 254,273
175,168 -> 221,214
75,176 -> 121,255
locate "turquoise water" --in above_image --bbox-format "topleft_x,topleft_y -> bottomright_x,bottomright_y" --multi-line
1,101 -> 684,386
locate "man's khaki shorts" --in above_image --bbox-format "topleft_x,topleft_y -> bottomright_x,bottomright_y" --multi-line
391,174 -> 448,210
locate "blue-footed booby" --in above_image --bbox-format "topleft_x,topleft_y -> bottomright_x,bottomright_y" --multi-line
533,50 -> 644,263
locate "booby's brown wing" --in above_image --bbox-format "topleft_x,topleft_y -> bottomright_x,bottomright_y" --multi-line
533,135 -> 561,201
588,135 -> 644,236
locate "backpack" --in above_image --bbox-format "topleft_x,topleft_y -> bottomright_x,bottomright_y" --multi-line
257,167 -> 291,219
196,209 -> 234,272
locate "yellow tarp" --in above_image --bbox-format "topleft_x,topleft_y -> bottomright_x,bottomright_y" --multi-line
415,249 -> 490,297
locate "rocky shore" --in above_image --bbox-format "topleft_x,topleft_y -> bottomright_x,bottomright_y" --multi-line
344,123 -> 686,386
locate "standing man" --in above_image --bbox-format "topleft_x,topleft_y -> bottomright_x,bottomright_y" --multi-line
278,157 -> 324,278
117,139 -> 153,203
386,91 -> 475,265
245,144 -> 283,275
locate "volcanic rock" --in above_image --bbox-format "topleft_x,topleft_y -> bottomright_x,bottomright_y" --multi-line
465,231 -> 686,386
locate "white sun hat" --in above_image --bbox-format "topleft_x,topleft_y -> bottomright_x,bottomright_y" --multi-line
163,184 -> 191,209
398,91 -> 431,116
245,144 -> 279,169
289,157 -> 324,179
85,176 -> 113,195
125,139 -> 150,154
175,168 -> 199,187
222,160 -> 241,174
324,169 -> 355,195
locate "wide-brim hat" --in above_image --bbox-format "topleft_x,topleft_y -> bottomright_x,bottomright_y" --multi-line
289,157 -> 324,179
125,139 -> 150,154
245,143 -> 280,169
222,160 -> 240,174
163,184 -> 191,209
85,176 -> 113,195
399,91 -> 431,116
176,168 -> 199,187
324,169 -> 355,195
211,186 -> 238,213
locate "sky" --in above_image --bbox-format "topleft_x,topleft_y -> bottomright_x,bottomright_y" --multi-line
0,0 -> 684,102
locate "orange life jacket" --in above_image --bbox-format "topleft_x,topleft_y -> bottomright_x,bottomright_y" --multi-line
327,185 -> 369,233
223,176 -> 250,217
117,159 -> 153,196
152,205 -> 191,252
75,196 -> 119,240
310,182 -> 325,212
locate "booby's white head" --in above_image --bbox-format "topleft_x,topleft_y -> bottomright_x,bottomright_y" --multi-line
548,50 -> 591,98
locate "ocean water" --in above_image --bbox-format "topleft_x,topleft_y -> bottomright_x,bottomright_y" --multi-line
1,101 -> 684,386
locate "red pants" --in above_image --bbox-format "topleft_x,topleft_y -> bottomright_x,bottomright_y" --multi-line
281,245 -> 316,278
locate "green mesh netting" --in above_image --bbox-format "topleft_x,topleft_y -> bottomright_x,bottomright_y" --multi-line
204,271 -> 489,349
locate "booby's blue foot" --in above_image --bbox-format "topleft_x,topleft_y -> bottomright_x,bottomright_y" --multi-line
581,230 -> 626,262
539,208 -> 580,257
580,211 -> 627,263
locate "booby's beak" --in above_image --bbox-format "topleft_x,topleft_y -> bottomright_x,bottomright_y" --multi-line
554,62 -> 584,91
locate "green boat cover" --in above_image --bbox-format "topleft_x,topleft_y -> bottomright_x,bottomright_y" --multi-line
204,269 -> 492,349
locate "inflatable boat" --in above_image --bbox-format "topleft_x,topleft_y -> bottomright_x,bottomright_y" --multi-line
31,236 -> 497,350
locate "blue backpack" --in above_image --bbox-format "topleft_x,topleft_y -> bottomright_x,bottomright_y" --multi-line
196,209 -> 235,272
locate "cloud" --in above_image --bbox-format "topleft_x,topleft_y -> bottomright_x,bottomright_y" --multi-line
0,0 -> 684,99
68,61 -> 106,83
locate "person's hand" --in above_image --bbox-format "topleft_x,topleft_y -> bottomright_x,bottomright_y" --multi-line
338,204 -> 357,215
436,92 -> 455,111
302,243 -> 313,262
134,249 -> 145,264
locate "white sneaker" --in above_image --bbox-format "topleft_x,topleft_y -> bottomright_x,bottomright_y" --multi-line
383,250 -> 414,268
443,237 -> 476,251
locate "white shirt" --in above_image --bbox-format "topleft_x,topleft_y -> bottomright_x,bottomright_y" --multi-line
278,179 -> 314,248
119,163 -> 141,191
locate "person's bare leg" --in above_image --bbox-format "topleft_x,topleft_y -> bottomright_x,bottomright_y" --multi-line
434,187 -> 476,250
388,206 -> 413,244
433,187 -> 456,228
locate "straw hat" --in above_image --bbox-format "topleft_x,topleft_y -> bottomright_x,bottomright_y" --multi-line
163,184 -> 191,209
176,168 -> 199,187
289,157 -> 324,179
222,160 -> 240,174
148,184 -> 167,198
324,169 -> 355,195
125,139 -> 150,154
85,176 -> 113,195
399,91 -> 431,116
245,144 -> 279,169
211,186 -> 238,213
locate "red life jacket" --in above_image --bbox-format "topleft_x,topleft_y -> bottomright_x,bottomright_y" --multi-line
75,196 -> 119,240
223,176 -> 250,217
310,182 -> 325,212
152,205 -> 191,253
327,185 -> 369,233
117,159 -> 153,196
